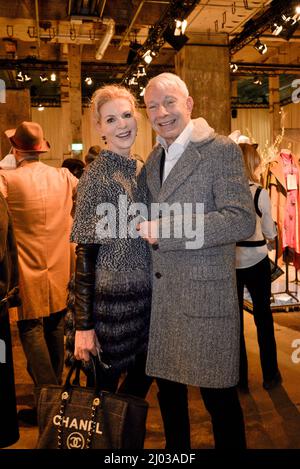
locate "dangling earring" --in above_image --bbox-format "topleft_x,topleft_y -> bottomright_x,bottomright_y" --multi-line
102,135 -> 107,145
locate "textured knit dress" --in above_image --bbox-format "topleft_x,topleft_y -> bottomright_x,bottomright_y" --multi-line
70,150 -> 151,373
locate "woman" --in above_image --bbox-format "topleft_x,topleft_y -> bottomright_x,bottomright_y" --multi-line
236,143 -> 281,392
0,193 -> 20,447
71,85 -> 151,391
70,85 -> 190,449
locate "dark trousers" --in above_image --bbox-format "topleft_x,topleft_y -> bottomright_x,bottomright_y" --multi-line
236,255 -> 279,385
0,305 -> 19,447
94,353 -> 245,449
200,386 -> 246,449
17,310 -> 65,388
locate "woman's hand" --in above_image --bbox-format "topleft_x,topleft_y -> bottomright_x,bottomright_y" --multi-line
74,329 -> 100,362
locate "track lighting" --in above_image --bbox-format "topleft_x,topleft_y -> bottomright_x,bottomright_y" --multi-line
174,19 -> 187,36
50,72 -> 56,82
254,39 -> 267,55
230,63 -> 238,73
24,74 -> 31,82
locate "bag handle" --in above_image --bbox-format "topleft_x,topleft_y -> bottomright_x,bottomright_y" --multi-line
63,357 -> 101,394
57,358 -> 103,449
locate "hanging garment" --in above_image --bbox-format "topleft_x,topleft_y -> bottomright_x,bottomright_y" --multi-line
265,152 -> 300,268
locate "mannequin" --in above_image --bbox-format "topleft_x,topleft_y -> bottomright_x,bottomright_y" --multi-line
266,148 -> 300,269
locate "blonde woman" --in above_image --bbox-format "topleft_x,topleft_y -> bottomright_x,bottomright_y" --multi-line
236,143 -> 281,392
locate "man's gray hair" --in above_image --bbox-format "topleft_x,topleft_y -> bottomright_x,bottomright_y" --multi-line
145,72 -> 189,98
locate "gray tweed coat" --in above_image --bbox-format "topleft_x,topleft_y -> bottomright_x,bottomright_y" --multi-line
144,118 -> 256,388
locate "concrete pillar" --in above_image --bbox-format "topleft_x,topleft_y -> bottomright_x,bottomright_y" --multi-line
0,89 -> 31,157
175,36 -> 231,135
68,44 -> 82,155
269,76 -> 281,142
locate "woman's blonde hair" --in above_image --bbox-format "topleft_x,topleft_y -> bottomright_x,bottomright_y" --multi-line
91,84 -> 137,129
239,143 -> 261,183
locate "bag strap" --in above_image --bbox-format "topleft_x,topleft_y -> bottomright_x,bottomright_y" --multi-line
254,186 -> 263,218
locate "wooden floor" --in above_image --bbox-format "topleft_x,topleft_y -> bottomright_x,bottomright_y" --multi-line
5,310 -> 300,449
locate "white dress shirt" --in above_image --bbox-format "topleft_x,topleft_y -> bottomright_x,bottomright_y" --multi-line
157,120 -> 194,183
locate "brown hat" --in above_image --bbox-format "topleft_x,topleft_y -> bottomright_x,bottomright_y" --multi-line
5,121 -> 50,153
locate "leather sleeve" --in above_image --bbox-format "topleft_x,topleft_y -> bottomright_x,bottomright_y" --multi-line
74,244 -> 99,331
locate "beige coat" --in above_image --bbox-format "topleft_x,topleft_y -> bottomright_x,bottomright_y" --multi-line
0,162 -> 78,320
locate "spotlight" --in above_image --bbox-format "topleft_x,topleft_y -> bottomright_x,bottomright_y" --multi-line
37,103 -> 44,111
253,76 -> 262,85
127,41 -> 142,65
85,77 -> 93,85
142,49 -> 153,64
16,71 -> 24,82
271,23 -> 283,36
254,39 -> 267,55
230,63 -> 238,73
139,87 -> 145,97
40,74 -> 48,82
24,74 -> 31,82
128,74 -> 138,86
137,65 -> 146,78
163,25 -> 189,51
50,72 -> 56,82
296,6 -> 300,15
174,19 -> 187,36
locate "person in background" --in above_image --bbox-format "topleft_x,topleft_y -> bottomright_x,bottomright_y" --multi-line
84,145 -> 100,166
0,193 -> 20,447
71,84 -> 189,449
236,143 -> 281,392
138,72 -> 256,449
62,158 -> 85,179
0,121 -> 78,425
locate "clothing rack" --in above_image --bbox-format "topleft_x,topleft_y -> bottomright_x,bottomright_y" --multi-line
272,256 -> 299,303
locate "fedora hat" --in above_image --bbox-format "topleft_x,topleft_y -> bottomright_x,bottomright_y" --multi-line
5,121 -> 50,153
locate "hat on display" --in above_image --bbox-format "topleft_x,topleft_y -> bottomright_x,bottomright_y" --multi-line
228,130 -> 258,148
0,153 -> 17,169
5,121 -> 50,153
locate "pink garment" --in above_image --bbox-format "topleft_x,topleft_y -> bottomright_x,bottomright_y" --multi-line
280,152 -> 299,251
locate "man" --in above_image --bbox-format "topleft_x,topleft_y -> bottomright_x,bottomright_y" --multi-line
0,121 -> 78,424
0,193 -> 20,447
139,73 -> 256,448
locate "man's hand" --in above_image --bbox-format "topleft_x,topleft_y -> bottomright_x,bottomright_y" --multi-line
137,220 -> 159,245
74,329 -> 100,362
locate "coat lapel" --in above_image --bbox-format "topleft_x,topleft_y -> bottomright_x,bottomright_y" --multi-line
157,142 -> 203,202
146,146 -> 163,200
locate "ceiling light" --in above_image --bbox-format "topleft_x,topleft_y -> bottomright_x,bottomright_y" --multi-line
230,63 -> 238,73
37,104 -> 44,111
253,76 -> 262,85
24,74 -> 31,82
254,39 -> 267,55
142,50 -> 153,64
16,71 -> 24,82
50,72 -> 56,82
296,6 -> 300,15
272,23 -> 283,36
139,87 -> 145,97
85,76 -> 93,85
137,65 -> 146,78
40,74 -> 48,82
174,19 -> 187,36
128,75 -> 138,86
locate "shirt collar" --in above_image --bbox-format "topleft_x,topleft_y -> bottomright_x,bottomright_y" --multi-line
156,120 -> 194,158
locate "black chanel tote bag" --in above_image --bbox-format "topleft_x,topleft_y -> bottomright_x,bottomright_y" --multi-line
36,360 -> 148,449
